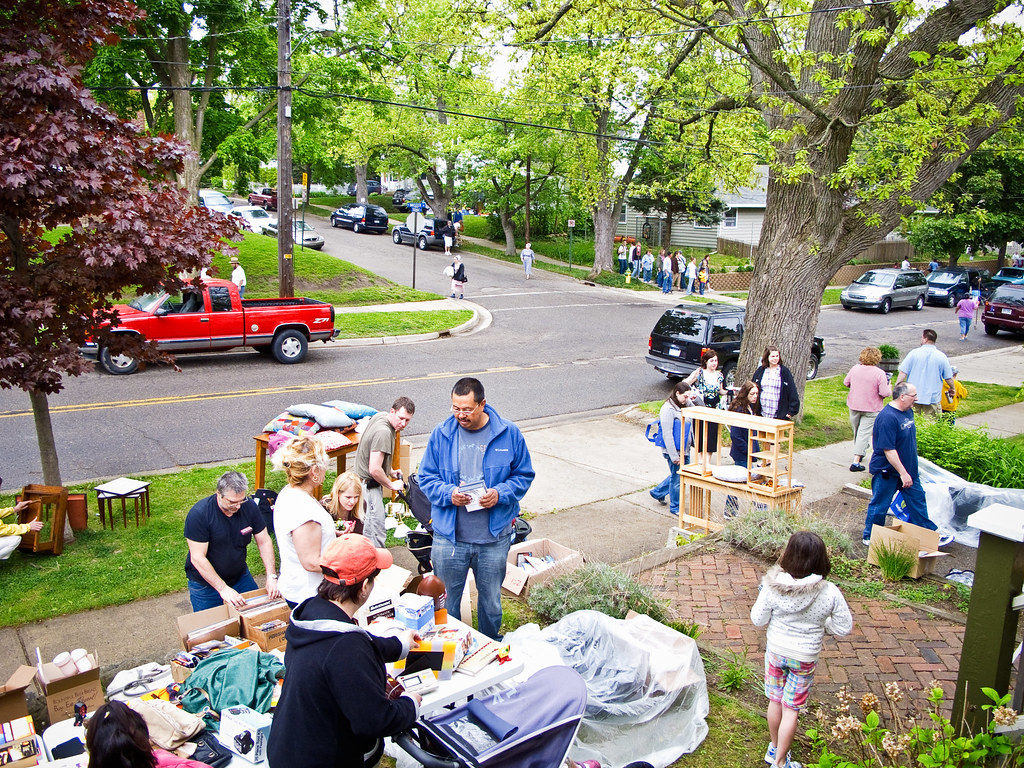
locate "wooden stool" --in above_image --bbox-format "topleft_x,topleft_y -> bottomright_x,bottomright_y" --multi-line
94,478 -> 151,528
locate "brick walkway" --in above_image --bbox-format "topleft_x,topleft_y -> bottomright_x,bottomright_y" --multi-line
639,546 -> 964,705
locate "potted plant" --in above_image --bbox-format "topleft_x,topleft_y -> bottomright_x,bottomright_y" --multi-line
878,343 -> 900,374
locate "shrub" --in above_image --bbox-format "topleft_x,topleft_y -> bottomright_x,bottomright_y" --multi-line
916,420 -> 1024,488
527,563 -> 669,624
878,344 -> 900,360
871,540 -> 916,581
719,650 -> 756,692
720,506 -> 855,560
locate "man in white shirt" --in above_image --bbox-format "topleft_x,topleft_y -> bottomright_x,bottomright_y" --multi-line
230,256 -> 247,299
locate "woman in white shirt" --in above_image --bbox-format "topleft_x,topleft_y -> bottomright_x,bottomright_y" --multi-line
272,435 -> 336,607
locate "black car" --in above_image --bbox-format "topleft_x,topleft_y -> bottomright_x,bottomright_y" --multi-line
396,191 -> 434,213
330,203 -> 389,234
344,180 -> 382,196
925,267 -> 992,307
645,303 -> 824,386
392,188 -> 411,207
391,217 -> 448,250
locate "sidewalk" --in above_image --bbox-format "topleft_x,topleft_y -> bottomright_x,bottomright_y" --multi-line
1,346 -> 1020,700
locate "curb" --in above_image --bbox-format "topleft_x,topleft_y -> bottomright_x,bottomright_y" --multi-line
327,300 -> 489,348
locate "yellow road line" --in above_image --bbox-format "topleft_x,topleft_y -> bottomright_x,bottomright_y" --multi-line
0,363 -> 552,419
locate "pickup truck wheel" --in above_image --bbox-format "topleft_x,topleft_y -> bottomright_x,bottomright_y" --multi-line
99,346 -> 139,375
721,362 -> 737,389
985,324 -> 999,336
807,355 -> 819,380
417,235 -> 428,250
392,229 -> 403,244
272,330 -> 308,364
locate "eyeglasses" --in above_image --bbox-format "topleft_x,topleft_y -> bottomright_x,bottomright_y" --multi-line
452,403 -> 480,415
218,493 -> 248,508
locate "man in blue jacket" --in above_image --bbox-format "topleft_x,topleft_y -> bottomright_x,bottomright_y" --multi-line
418,377 -> 535,639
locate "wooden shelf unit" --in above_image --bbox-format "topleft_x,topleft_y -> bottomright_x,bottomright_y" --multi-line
676,406 -> 801,534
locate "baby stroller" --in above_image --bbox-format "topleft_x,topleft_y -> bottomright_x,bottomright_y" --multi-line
398,474 -> 533,575
394,665 -> 587,768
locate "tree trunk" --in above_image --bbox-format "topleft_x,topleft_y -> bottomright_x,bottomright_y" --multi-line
524,156 -> 531,244
354,164 -> 368,203
589,200 -> 617,276
169,36 -> 199,197
499,207 -> 517,256
998,241 -> 1007,269
663,205 -> 674,251
29,389 -> 61,486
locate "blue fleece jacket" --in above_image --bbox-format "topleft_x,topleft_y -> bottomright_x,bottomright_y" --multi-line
418,405 -> 535,540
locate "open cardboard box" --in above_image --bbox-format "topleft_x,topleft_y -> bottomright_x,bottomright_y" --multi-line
868,521 -> 949,579
176,605 -> 242,651
0,668 -> 41,768
36,652 -> 103,724
228,590 -> 291,652
502,538 -> 585,597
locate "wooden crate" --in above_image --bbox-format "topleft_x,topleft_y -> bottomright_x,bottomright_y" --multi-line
17,484 -> 67,555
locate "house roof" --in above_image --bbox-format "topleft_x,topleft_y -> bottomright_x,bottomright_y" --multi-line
718,166 -> 767,209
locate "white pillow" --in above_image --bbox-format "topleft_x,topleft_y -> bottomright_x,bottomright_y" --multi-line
711,465 -> 748,483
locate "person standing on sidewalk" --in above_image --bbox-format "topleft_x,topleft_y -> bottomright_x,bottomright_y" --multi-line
184,470 -> 280,611
672,251 -> 682,291
661,251 -> 674,293
685,256 -> 697,294
617,243 -> 628,274
650,381 -> 699,516
354,398 -> 414,547
843,347 -> 892,472
642,248 -> 655,282
861,382 -> 942,546
418,377 -> 535,640
450,254 -> 467,299
520,242 -> 535,279
752,532 -> 852,768
896,329 -> 953,417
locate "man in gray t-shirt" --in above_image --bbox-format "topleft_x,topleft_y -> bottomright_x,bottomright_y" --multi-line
354,397 -> 415,546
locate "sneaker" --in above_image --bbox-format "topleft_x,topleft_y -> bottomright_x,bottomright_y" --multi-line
863,537 -> 872,547
938,530 -> 956,547
650,491 -> 667,505
849,463 -> 865,472
764,744 -> 776,764
779,758 -> 802,768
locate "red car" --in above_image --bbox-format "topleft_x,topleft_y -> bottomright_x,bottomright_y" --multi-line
83,279 -> 336,374
983,284 -> 1024,336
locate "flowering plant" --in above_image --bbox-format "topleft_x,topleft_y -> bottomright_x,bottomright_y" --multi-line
806,683 -> 1022,768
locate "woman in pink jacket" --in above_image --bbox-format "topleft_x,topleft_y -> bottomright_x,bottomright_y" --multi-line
86,701 -> 214,768
843,347 -> 893,472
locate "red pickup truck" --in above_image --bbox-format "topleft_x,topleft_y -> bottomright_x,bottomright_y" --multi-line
83,280 -> 336,374
247,188 -> 278,210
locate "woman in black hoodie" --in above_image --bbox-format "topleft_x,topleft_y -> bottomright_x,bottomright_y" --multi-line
268,535 -> 421,768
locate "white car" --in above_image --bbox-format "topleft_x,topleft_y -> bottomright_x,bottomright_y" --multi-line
198,189 -> 233,215
228,205 -> 277,234
265,220 -> 325,250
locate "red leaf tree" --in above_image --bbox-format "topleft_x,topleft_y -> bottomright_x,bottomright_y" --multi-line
0,0 -> 237,484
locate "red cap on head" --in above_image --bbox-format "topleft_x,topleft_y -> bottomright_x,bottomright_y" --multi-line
319,534 -> 393,585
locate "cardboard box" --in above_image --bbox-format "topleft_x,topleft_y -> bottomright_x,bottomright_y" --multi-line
501,538 -> 585,597
354,564 -> 410,626
398,442 -> 411,479
36,652 -> 103,724
396,594 -> 434,632
246,620 -> 288,652
176,605 -> 241,651
219,705 -> 271,763
0,734 -> 41,768
227,590 -> 291,651
868,521 -> 949,579
393,625 -> 474,681
0,668 -> 36,728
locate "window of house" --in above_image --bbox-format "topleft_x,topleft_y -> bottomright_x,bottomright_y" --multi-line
723,208 -> 737,228
618,206 -> 627,224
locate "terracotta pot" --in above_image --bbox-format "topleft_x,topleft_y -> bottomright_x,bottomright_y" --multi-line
67,493 -> 88,531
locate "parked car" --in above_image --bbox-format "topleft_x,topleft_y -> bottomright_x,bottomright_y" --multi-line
330,203 -> 389,234
396,191 -> 434,213
391,216 -> 448,250
264,220 -> 325,250
925,267 -> 992,306
645,303 -> 825,385
345,180 -> 382,196
81,279 -> 336,374
227,205 -> 277,234
982,284 -> 1024,336
392,188 -> 411,207
840,269 -> 927,314
198,189 -> 233,215
247,187 -> 278,210
990,267 -> 1024,287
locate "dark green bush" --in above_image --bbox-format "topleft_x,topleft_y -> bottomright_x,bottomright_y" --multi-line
527,562 -> 669,624
916,420 -> 1024,488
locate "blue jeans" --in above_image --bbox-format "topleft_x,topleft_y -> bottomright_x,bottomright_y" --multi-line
631,262 -> 641,277
187,570 -> 259,612
618,258 -> 627,274
686,277 -> 695,293
643,267 -> 652,282
959,317 -> 971,336
698,280 -> 706,296
650,454 -> 680,515
432,535 -> 512,640
238,286 -> 245,300
862,472 -> 934,541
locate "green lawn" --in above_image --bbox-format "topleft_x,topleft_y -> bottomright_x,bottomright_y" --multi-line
641,376 -> 1021,451
220,231 -> 440,306
334,309 -> 473,337
710,288 -> 844,306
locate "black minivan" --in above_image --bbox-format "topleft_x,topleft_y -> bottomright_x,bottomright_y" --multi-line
645,303 -> 824,386
926,267 -> 992,307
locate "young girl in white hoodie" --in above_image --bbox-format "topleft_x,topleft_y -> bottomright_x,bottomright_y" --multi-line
751,532 -> 853,768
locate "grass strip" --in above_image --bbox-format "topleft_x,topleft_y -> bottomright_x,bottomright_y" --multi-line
334,309 -> 473,336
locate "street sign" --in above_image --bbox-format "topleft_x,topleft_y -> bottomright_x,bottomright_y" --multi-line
567,219 -> 575,228
302,172 -> 308,187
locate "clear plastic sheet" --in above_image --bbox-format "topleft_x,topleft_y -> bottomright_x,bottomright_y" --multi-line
505,611 -> 709,768
918,458 -> 1024,548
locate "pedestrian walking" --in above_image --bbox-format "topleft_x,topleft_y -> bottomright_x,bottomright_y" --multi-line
896,329 -> 953,417
520,242 -> 535,279
649,381 -> 700,516
955,294 -> 977,339
843,347 -> 892,472
751,532 -> 853,768
450,254 -> 467,299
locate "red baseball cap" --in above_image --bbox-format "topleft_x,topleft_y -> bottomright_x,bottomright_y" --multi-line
320,534 -> 393,585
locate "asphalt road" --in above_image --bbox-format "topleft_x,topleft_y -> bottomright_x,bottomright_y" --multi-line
1,218 -> 1019,488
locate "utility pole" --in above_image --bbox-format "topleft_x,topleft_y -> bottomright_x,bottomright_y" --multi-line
276,0 -> 294,297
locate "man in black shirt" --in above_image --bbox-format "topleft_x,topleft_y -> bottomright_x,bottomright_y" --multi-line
184,471 -> 279,611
